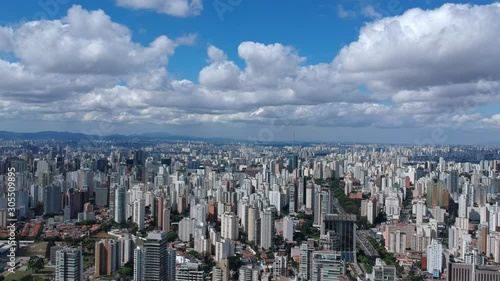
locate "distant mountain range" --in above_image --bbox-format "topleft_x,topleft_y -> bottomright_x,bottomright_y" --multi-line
1,130 -> 497,146
0,131 -> 237,143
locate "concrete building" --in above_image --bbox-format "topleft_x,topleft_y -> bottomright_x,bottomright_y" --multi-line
176,263 -> 205,281
370,259 -> 396,281
95,239 -> 121,277
133,247 -> 144,281
447,263 -> 500,281
322,214 -> 357,262
55,247 -> 83,281
143,231 -> 167,281
311,251 -> 344,281
212,259 -> 229,281
427,239 -> 443,274
260,208 -> 274,250
283,216 -> 294,241
133,199 -> 145,230
221,212 -> 239,240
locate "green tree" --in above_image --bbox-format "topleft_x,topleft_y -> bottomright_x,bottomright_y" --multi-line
27,256 -> 44,273
228,255 -> 242,271
166,231 -> 178,242
20,275 -> 34,281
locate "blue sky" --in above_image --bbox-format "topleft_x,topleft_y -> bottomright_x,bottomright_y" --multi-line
0,0 -> 499,144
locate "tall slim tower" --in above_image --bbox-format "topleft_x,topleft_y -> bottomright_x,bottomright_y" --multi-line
134,247 -> 144,281
260,208 -> 274,250
163,198 -> 171,232
114,185 -> 126,224
133,199 -> 145,230
166,247 -> 176,281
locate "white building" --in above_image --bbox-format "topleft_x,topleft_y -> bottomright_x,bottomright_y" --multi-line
283,216 -> 294,241
221,212 -> 239,240
215,239 -> 235,262
427,239 -> 443,274
133,199 -> 145,230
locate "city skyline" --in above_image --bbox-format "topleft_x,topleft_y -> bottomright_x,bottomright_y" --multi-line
1,1 -> 500,143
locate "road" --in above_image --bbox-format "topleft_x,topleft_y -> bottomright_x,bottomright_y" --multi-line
332,198 -> 346,215
357,230 -> 379,257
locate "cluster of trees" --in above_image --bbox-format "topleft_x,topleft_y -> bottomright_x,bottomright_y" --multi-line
27,256 -> 45,273
368,238 -> 403,277
357,250 -> 373,273
330,180 -> 361,217
115,261 -> 134,277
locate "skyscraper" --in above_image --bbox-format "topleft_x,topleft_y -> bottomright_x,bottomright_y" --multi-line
282,216 -> 294,241
114,185 -> 126,224
221,212 -> 239,240
299,243 -> 312,280
162,198 -> 171,232
322,214 -> 357,262
166,247 -> 176,281
55,247 -> 83,281
288,183 -> 296,213
260,208 -> 274,250
133,247 -> 144,281
133,199 -> 145,230
43,184 -> 62,215
247,206 -> 260,243
143,231 -> 167,281
427,239 -> 443,275
287,154 -> 298,173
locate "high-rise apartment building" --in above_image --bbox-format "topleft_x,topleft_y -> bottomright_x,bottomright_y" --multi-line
95,239 -> 121,276
212,259 -> 229,281
133,199 -> 145,230
311,251 -> 344,281
166,247 -> 176,281
427,239 -> 443,275
283,216 -> 294,241
299,242 -> 313,280
55,247 -> 83,281
221,212 -> 239,240
134,247 -> 144,281
260,208 -> 274,250
247,206 -> 260,243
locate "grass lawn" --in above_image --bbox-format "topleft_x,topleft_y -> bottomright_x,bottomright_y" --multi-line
5,269 -> 33,281
17,242 -> 48,257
